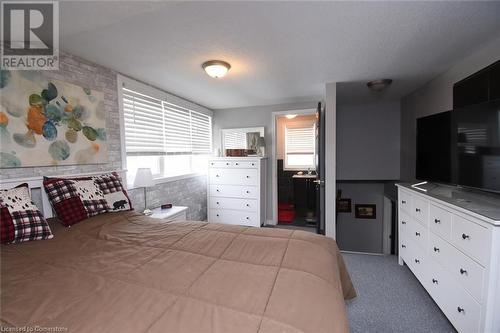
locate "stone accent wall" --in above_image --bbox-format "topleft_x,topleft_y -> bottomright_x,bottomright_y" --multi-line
1,52 -> 207,221
128,175 -> 207,221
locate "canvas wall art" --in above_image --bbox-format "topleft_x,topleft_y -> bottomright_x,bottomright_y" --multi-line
0,70 -> 108,168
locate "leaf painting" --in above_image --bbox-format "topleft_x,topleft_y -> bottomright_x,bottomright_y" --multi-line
0,70 -> 108,168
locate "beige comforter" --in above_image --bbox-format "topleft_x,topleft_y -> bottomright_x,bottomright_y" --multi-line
1,211 -> 356,333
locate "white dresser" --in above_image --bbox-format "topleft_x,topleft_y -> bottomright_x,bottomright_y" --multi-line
208,157 -> 267,227
396,183 -> 500,333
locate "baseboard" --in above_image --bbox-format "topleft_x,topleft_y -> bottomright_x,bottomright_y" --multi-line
340,250 -> 386,256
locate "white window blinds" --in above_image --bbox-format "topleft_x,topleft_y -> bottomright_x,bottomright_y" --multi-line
285,124 -> 315,154
123,87 -> 212,156
223,131 -> 248,149
123,88 -> 165,154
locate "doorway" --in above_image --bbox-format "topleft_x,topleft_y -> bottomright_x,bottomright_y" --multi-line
271,105 -> 324,233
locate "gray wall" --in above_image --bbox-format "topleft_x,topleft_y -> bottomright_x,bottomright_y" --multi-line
337,101 -> 401,180
1,52 -> 207,220
400,34 -> 500,181
336,182 -> 385,253
213,101 -> 318,222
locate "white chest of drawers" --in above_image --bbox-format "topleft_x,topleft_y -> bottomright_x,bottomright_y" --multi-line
397,184 -> 500,333
208,157 -> 267,227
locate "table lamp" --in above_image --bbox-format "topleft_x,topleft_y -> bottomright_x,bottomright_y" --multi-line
134,168 -> 154,215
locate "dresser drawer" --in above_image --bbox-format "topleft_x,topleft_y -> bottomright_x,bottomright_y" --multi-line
209,160 -> 233,168
430,205 -> 452,241
209,185 -> 258,199
208,209 -> 260,227
409,217 -> 427,251
451,215 -> 490,265
399,190 -> 412,213
412,196 -> 429,225
405,237 -> 428,283
209,168 -> 259,186
399,212 -> 411,237
232,161 -> 258,168
426,260 -> 481,333
399,233 -> 410,263
210,197 -> 258,212
429,233 -> 485,302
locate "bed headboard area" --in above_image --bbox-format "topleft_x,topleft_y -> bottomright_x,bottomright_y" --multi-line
0,170 -> 126,219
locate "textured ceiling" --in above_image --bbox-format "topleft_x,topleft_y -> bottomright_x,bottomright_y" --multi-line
60,1 -> 500,109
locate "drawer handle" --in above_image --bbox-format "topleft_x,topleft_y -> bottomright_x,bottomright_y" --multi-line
402,200 -> 406,204
226,163 -> 229,165
235,163 -> 239,165
415,208 -> 421,212
246,175 -> 250,178
434,219 -> 441,224
246,204 -> 250,207
432,279 -> 438,284
211,163 -> 214,165
415,232 -> 420,236
457,307 -> 464,313
460,268 -> 467,275
401,244 -> 406,248
462,233 -> 470,240
216,174 -> 220,177
216,214 -> 219,217
401,221 -> 406,225
414,259 -> 420,264
246,190 -> 250,194
251,163 -> 255,166
433,247 -> 440,252
216,202 -> 220,205
216,189 -> 220,192
246,217 -> 249,220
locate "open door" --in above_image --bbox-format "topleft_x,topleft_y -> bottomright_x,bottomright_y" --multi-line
315,102 -> 326,234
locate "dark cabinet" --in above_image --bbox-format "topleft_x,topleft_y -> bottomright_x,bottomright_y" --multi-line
453,60 -> 500,109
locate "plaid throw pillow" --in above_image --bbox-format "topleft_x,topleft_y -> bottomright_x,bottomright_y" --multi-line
92,173 -> 133,212
0,184 -> 53,244
43,177 -> 110,226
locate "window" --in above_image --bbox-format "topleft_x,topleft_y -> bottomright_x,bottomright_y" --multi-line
284,123 -> 316,170
121,80 -> 212,184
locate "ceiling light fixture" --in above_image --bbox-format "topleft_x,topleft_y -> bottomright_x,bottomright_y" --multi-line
367,79 -> 393,91
202,60 -> 231,78
285,114 -> 297,119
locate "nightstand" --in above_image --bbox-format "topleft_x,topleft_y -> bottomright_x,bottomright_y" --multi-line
149,206 -> 188,221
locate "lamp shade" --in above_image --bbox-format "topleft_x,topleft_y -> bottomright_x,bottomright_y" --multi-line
133,168 -> 154,188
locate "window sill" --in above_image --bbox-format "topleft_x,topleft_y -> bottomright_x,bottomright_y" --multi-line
127,173 -> 205,190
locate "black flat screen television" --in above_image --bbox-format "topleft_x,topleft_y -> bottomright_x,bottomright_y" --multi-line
416,102 -> 500,193
453,101 -> 500,193
416,111 -> 452,184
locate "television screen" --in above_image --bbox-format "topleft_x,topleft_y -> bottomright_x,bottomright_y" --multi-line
454,101 -> 500,193
416,111 -> 452,184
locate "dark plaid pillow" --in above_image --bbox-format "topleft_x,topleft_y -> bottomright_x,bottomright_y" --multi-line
43,177 -> 109,226
0,184 -> 53,244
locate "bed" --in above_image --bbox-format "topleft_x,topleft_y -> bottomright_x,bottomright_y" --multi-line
1,189 -> 355,333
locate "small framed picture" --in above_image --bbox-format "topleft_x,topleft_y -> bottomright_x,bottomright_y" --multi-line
355,204 -> 376,219
337,198 -> 352,213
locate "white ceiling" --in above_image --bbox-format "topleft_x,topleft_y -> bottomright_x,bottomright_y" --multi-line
60,1 -> 500,109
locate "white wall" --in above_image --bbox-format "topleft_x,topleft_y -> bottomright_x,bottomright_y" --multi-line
212,101 -> 318,222
401,34 -> 500,181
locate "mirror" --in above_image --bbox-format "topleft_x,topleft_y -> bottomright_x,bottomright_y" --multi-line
221,127 -> 265,157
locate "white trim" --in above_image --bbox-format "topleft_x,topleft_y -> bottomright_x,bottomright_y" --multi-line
325,83 -> 336,239
340,250 -> 385,256
127,172 -> 204,190
117,74 -> 128,176
270,108 -> 316,226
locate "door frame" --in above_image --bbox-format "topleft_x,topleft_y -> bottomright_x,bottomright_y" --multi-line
270,108 -> 317,226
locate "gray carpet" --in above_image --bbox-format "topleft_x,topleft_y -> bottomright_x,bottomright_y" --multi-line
342,253 -> 456,333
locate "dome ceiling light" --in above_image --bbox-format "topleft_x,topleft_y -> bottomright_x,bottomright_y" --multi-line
367,79 -> 393,91
202,60 -> 231,78
285,114 -> 297,119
